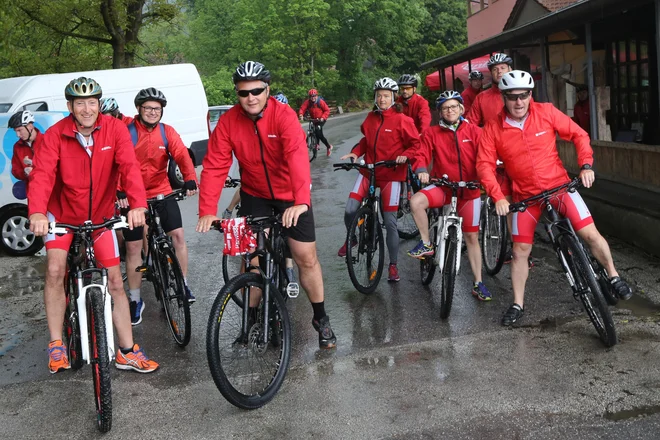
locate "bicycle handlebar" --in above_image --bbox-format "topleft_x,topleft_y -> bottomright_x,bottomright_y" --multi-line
146,189 -> 186,205
509,178 -> 582,213
48,216 -> 128,235
332,160 -> 400,172
428,175 -> 480,190
224,178 -> 241,188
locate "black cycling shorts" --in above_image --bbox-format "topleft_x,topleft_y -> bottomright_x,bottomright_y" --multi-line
238,190 -> 316,243
123,198 -> 183,242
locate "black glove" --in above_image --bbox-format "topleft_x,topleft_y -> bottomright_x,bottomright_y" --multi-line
116,190 -> 127,200
184,180 -> 197,191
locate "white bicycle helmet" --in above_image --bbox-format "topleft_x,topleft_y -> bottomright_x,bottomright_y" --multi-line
8,110 -> 35,128
373,77 -> 399,92
498,70 -> 535,91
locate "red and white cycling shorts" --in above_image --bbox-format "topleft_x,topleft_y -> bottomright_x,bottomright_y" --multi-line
419,185 -> 481,233
44,212 -> 120,268
349,175 -> 401,213
512,190 -> 594,244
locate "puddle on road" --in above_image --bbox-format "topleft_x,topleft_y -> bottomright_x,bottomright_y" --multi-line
604,404 -> 660,421
616,294 -> 660,321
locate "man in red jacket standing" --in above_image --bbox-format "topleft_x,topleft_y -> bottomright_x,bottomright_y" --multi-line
298,89 -> 333,156
572,84 -> 591,137
9,110 -> 43,198
461,71 -> 483,115
465,53 -> 513,126
476,70 -> 633,326
396,74 -> 431,134
28,77 -> 159,374
197,61 -> 336,349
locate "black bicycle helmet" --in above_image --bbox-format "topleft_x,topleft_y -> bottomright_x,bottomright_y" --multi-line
468,70 -> 484,80
8,110 -> 35,128
397,74 -> 418,87
134,88 -> 167,107
233,61 -> 272,84
487,53 -> 513,68
64,77 -> 102,101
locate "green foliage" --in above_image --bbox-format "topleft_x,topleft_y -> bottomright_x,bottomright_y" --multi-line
202,69 -> 236,106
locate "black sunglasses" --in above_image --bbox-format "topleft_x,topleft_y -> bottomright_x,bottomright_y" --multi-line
504,91 -> 532,102
237,87 -> 266,98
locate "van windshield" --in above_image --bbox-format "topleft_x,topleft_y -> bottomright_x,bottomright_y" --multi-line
0,104 -> 11,113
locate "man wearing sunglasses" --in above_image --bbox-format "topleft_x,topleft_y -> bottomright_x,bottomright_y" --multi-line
476,70 -> 633,327
196,61 -> 337,349
298,89 -> 333,157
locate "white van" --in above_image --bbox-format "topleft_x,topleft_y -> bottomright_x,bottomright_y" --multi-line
0,111 -> 68,255
0,64 -> 210,168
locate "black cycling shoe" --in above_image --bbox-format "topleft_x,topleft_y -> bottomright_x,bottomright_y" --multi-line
502,303 -> 524,326
610,276 -> 633,300
312,316 -> 337,349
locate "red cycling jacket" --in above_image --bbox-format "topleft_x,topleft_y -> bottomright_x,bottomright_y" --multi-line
476,101 -> 593,202
572,99 -> 591,137
412,119 -> 482,200
28,114 -> 147,224
461,87 -> 481,115
128,119 -> 197,198
199,97 -> 311,217
298,98 -> 330,120
121,114 -> 134,125
11,129 -> 44,194
350,107 -> 420,184
396,93 -> 431,134
464,85 -> 504,126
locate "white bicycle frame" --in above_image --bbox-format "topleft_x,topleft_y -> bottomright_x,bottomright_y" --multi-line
52,219 -> 128,363
433,193 -> 464,275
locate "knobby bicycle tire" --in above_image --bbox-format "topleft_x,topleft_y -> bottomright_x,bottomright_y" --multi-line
159,246 -> 191,347
560,235 -> 617,347
207,273 -> 292,409
480,198 -> 507,276
397,183 -> 420,239
88,287 -> 112,432
440,227 -> 458,319
307,133 -> 317,162
64,275 -> 83,370
346,206 -> 385,294
420,213 -> 438,285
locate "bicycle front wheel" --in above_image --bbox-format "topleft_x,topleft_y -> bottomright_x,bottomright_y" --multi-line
307,133 -> 317,162
480,198 -> 508,276
207,273 -> 292,409
560,235 -> 617,347
346,206 -> 385,294
88,287 -> 112,432
159,246 -> 191,347
397,183 -> 419,239
440,227 -> 458,319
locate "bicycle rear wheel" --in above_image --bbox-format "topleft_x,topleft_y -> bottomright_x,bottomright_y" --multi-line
560,235 -> 617,347
159,246 -> 191,347
480,197 -> 507,276
207,273 -> 292,409
346,206 -> 385,294
64,274 -> 83,370
88,287 -> 112,432
397,183 -> 419,239
440,227 -> 458,319
420,214 -> 438,285
590,256 -> 619,306
307,133 -> 317,162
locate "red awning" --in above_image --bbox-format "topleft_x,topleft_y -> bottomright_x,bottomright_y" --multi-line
424,55 -> 493,91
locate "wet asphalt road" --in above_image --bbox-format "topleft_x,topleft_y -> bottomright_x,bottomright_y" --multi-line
1,112 -> 660,439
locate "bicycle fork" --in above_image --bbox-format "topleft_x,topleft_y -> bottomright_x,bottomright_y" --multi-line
75,270 -> 115,362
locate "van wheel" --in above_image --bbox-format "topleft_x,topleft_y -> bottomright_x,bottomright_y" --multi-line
0,207 -> 43,256
169,162 -> 184,189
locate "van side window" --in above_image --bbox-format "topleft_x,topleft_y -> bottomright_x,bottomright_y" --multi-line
23,102 -> 48,112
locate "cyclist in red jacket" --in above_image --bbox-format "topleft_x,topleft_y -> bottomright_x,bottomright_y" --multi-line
28,77 -> 159,374
476,70 -> 633,326
408,91 -> 492,301
465,53 -> 513,126
9,110 -> 43,198
298,89 -> 333,156
339,77 -> 420,282
197,61 -> 336,349
461,71 -> 483,115
396,74 -> 431,134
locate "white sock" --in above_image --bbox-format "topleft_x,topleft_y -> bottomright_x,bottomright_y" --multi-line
129,289 -> 141,303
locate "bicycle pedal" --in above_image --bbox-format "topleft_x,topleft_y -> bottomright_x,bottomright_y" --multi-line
135,265 -> 148,273
286,282 -> 300,298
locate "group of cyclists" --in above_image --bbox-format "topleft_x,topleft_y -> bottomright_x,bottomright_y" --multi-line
9,53 -> 634,379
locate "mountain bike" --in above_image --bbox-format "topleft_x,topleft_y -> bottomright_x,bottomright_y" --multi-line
207,215 -> 296,409
304,118 -> 322,162
57,216 -> 128,432
418,176 -> 480,319
509,178 -> 617,347
135,190 -> 190,347
333,160 -> 399,294
480,195 -> 508,276
397,162 -> 421,240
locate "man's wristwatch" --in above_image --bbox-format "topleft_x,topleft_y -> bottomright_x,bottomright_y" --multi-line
580,164 -> 592,171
